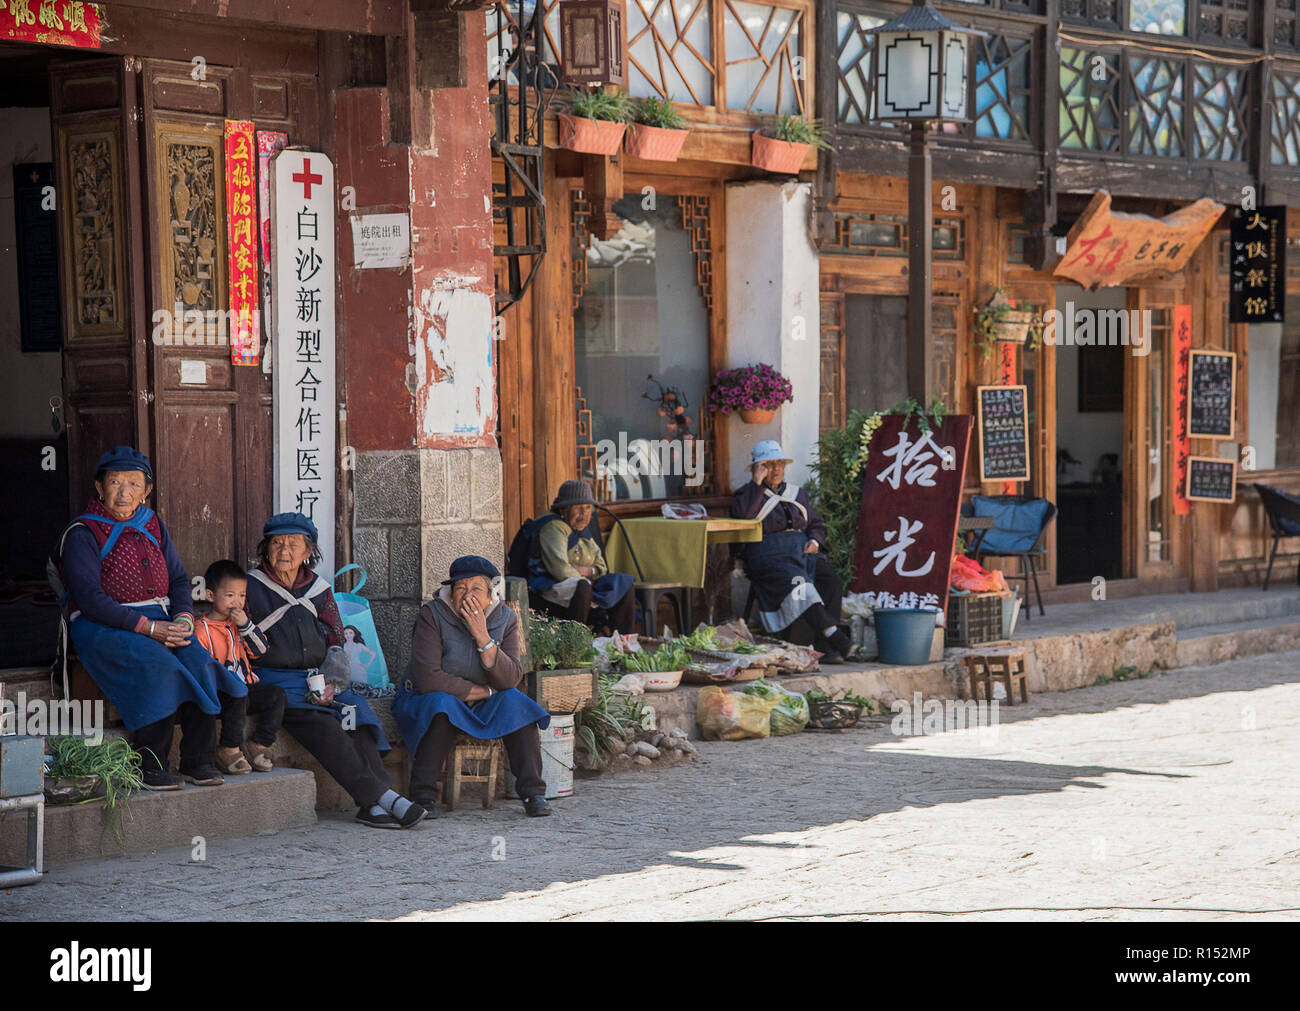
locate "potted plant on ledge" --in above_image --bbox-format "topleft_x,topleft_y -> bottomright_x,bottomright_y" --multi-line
560,88 -> 631,157
526,612 -> 599,712
752,114 -> 831,175
708,362 -> 794,424
624,96 -> 689,162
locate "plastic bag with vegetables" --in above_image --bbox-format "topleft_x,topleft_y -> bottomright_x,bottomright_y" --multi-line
696,685 -> 779,741
741,678 -> 809,736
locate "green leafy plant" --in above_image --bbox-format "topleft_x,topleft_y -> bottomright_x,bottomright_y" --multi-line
612,641 -> 689,673
806,688 -> 875,715
527,611 -> 596,670
631,95 -> 686,130
573,674 -> 653,770
570,88 -> 632,123
1112,665 -> 1153,681
770,114 -> 832,150
46,736 -> 144,848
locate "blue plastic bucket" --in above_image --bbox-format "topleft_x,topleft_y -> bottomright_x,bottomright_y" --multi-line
872,608 -> 937,666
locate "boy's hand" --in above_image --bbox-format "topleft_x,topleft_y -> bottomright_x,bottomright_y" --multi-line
228,605 -> 248,626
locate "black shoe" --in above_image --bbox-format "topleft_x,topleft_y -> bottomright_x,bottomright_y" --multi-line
410,796 -> 439,817
397,801 -> 428,828
523,796 -> 552,818
356,806 -> 402,829
141,768 -> 184,792
181,766 -> 225,786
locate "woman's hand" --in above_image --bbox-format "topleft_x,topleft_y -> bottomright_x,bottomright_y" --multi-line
460,596 -> 490,645
574,565 -> 597,579
314,684 -> 336,706
466,684 -> 491,702
803,540 -> 820,554
147,621 -> 192,648
753,461 -> 769,486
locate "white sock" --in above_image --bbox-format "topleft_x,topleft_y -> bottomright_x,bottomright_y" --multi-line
379,789 -> 412,818
368,804 -> 388,818
823,625 -> 837,637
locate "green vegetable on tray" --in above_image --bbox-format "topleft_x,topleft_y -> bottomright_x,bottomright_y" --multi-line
676,625 -> 766,655
46,736 -> 145,847
611,642 -> 690,673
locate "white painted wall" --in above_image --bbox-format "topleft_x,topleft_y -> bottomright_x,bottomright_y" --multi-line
724,180 -> 820,489
1248,323 -> 1282,471
0,107 -> 61,438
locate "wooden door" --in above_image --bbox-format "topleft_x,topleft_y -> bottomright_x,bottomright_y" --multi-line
140,59 -> 277,576
51,58 -> 150,516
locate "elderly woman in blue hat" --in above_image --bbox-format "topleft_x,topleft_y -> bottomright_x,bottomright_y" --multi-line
527,479 -> 636,633
395,555 -> 553,817
55,446 -> 245,790
245,512 -> 425,829
731,440 -> 859,662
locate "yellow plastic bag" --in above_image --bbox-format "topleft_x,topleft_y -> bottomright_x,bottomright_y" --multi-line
696,686 -> 780,741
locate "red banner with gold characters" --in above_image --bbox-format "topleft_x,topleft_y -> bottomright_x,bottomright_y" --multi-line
1173,304 -> 1193,516
224,120 -> 260,366
999,339 -> 1018,494
2,1 -> 102,48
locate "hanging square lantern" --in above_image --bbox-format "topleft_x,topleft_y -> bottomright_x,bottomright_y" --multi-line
862,2 -> 986,122
560,0 -> 626,86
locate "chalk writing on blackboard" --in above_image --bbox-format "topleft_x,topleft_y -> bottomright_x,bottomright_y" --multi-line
1186,456 -> 1237,503
1188,350 -> 1236,439
977,384 -> 1030,483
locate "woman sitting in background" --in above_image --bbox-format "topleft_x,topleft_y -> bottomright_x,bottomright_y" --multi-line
394,555 -> 553,818
527,480 -> 636,633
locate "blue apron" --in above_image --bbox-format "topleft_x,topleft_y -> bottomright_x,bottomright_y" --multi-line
254,666 -> 391,751
393,686 -> 549,748
70,604 -> 248,732
743,530 -> 823,634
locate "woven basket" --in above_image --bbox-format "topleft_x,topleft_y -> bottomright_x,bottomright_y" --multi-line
528,666 -> 597,713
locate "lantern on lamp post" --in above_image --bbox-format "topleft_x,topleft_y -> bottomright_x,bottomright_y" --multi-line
862,2 -> 985,403
559,0 -> 626,86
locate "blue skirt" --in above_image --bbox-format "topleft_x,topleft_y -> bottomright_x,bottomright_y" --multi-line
70,605 -> 248,732
393,686 -> 549,749
254,666 -> 391,751
744,530 -> 823,634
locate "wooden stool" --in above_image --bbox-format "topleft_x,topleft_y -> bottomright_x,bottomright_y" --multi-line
441,736 -> 503,811
962,650 -> 1029,705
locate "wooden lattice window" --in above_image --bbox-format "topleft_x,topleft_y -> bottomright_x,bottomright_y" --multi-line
722,0 -> 808,115
1128,56 -> 1185,158
1196,0 -> 1251,45
1190,63 -> 1247,160
485,1 -> 562,83
627,0 -> 715,106
1279,0 -> 1299,52
1271,66 -> 1300,166
834,9 -> 886,126
1060,46 -> 1122,152
972,32 -> 1033,143
1061,0 -> 1121,30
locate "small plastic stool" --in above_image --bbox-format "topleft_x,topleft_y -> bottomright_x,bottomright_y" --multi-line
635,582 -> 692,636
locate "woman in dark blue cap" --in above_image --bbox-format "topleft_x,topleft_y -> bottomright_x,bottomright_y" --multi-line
55,446 -> 245,790
244,512 -> 425,829
394,555 -> 554,817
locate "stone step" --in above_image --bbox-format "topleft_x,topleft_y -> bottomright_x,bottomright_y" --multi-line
1174,617 -> 1300,668
0,766 -> 316,868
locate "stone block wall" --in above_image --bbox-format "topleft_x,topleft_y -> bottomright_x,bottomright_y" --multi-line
351,446 -> 504,679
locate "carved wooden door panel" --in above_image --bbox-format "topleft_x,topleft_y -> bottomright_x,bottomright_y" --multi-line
51,58 -> 150,517
140,59 -> 278,577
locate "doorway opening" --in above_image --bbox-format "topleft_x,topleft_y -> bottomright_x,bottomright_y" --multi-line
1054,284 -> 1127,584
844,293 -> 908,415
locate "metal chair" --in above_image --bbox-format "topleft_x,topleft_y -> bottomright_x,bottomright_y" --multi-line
1253,484 -> 1300,591
963,496 -> 1057,621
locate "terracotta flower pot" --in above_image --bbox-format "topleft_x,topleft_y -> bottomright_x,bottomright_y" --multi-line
751,133 -> 810,175
624,123 -> 689,162
558,113 -> 627,156
738,407 -> 777,424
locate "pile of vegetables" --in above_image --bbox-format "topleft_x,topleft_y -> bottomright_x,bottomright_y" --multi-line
740,678 -> 809,736
677,625 -> 766,655
46,736 -> 144,846
806,688 -> 874,714
609,641 -> 689,673
527,611 -> 597,670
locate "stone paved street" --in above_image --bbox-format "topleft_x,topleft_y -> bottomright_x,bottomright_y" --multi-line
4,650 -> 1299,922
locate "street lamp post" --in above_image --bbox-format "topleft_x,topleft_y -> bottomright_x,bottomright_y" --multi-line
863,1 -> 985,404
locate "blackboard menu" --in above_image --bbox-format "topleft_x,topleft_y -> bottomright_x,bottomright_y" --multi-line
1186,456 -> 1236,503
977,384 -> 1030,482
1188,350 -> 1235,439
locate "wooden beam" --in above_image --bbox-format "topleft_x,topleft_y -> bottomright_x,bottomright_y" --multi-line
106,0 -> 403,35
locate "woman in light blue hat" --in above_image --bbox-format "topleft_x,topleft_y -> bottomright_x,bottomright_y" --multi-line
731,440 -> 858,661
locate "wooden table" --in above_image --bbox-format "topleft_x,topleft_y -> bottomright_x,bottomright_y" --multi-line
604,516 -> 763,589
959,515 -> 995,554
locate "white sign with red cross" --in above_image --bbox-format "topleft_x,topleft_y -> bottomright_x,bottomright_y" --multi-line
271,149 -> 336,577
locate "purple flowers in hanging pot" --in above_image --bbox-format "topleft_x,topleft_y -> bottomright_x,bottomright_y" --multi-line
707,362 -> 795,414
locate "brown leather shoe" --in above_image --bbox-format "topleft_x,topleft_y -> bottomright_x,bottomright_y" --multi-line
241,741 -> 273,772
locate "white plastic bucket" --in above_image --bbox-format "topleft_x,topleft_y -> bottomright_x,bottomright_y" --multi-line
508,714 -> 574,800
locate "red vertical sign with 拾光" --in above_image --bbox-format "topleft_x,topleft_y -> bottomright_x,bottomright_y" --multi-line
224,120 -> 260,365
1173,304 -> 1193,515
850,413 -> 974,607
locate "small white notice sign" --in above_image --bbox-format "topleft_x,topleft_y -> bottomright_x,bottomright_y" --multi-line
179,360 -> 207,385
350,213 -> 410,269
